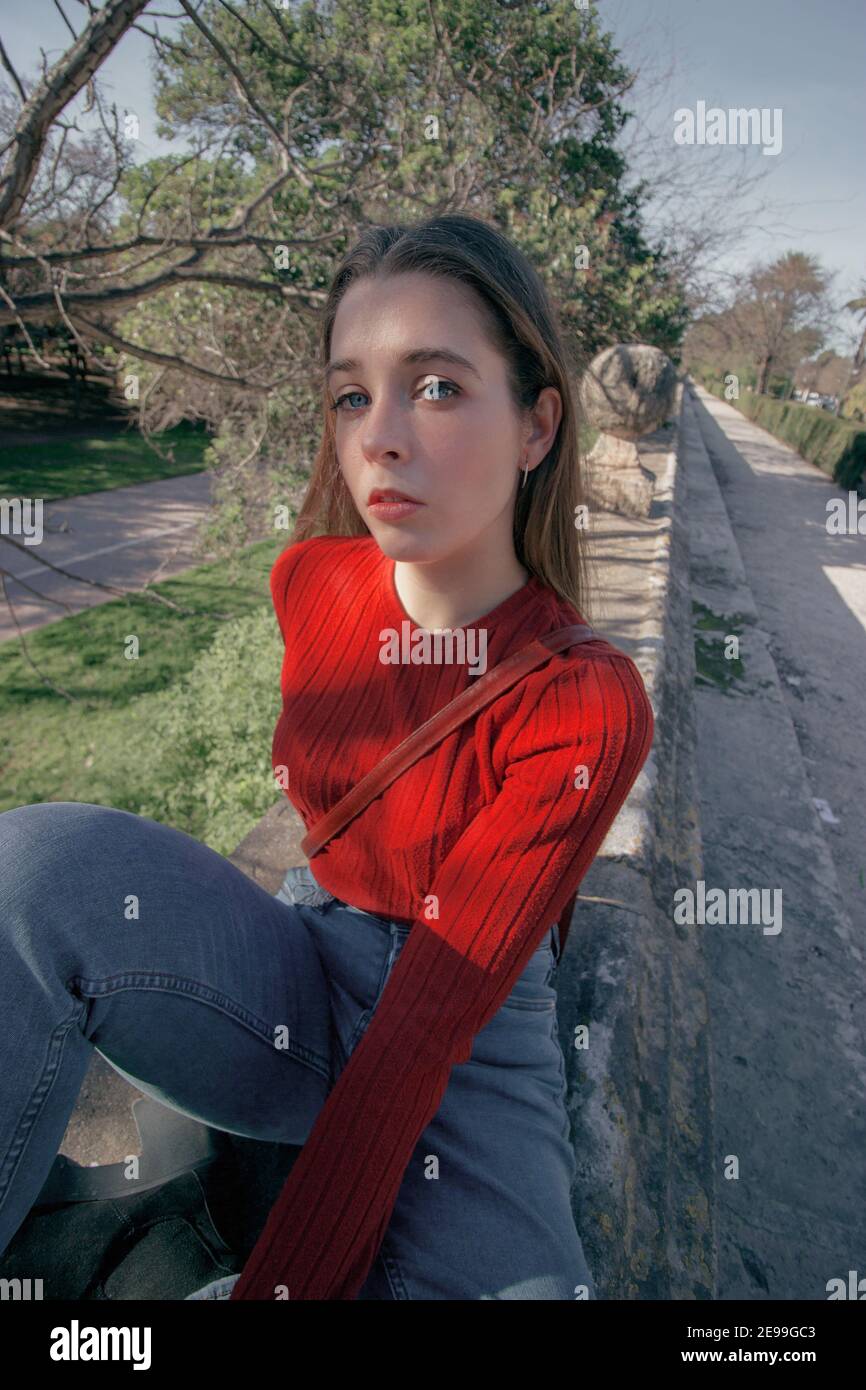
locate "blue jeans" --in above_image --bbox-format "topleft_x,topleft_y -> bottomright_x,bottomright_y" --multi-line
0,801 -> 595,1300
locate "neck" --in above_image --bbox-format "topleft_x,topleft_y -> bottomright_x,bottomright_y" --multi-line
392,537 -> 529,631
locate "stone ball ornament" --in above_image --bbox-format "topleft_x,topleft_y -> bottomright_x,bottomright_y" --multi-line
580,344 -> 678,442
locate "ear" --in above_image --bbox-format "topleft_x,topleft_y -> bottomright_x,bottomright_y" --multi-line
524,386 -> 562,467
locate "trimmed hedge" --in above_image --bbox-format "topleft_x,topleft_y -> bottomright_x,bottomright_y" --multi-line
693,373 -> 866,488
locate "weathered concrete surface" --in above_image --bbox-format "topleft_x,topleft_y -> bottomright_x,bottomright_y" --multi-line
559,389 -> 715,1299
691,384 -> 866,936
685,383 -> 866,1299
583,429 -> 659,520
225,796 -> 307,895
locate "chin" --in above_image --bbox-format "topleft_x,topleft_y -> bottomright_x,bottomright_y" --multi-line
368,529 -> 442,563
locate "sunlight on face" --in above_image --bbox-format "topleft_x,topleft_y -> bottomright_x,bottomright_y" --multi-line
327,271 -> 526,565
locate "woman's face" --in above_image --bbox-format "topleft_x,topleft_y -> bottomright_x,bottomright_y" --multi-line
326,270 -> 557,566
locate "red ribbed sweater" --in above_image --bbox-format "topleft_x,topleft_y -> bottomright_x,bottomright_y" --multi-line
229,534 -> 654,1300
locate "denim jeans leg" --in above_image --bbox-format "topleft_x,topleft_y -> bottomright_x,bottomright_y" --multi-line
354,926 -> 596,1300
0,801 -> 333,1260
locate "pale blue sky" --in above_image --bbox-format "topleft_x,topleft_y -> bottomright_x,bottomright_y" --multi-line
601,0 -> 865,347
1,0 -> 863,350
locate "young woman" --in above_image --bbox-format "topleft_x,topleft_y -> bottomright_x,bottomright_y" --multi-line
0,213 -> 653,1301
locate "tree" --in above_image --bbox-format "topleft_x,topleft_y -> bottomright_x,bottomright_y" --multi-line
734,253 -> 832,396
0,0 -> 688,576
682,251 -> 831,396
843,284 -> 866,371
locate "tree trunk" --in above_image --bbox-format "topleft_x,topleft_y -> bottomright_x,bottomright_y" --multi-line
757,357 -> 772,394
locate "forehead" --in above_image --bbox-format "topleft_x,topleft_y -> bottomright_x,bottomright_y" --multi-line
330,271 -> 494,359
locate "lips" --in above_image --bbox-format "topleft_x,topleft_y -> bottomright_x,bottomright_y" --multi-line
367,488 -> 423,505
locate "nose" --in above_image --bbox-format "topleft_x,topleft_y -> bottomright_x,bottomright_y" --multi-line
360,389 -> 413,464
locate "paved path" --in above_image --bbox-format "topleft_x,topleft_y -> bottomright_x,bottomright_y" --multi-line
0,472 -> 215,643
688,384 -> 865,1299
692,385 -> 866,936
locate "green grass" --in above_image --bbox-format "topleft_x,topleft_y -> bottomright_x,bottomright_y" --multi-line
0,421 -> 212,501
0,535 -> 287,820
692,600 -> 747,692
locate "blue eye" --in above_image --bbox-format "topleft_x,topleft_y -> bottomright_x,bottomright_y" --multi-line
329,378 -> 460,413
418,376 -> 459,401
330,390 -> 368,412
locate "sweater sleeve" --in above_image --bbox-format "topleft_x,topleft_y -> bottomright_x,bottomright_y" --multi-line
230,651 -> 654,1300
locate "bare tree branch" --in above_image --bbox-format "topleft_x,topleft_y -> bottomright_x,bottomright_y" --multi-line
0,257 -> 326,326
0,0 -> 153,229
65,311 -> 294,392
0,35 -> 28,105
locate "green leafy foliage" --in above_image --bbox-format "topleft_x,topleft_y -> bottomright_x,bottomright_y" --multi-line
123,603 -> 284,854
108,0 -> 689,561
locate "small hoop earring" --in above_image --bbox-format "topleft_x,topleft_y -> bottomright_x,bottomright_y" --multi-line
520,455 -> 529,488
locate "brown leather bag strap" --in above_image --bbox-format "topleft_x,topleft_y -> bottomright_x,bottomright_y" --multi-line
300,623 -> 598,860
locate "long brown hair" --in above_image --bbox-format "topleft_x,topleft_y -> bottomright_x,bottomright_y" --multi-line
291,212 -> 594,617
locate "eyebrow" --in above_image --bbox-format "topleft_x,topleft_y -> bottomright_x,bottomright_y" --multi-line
323,347 -> 482,385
